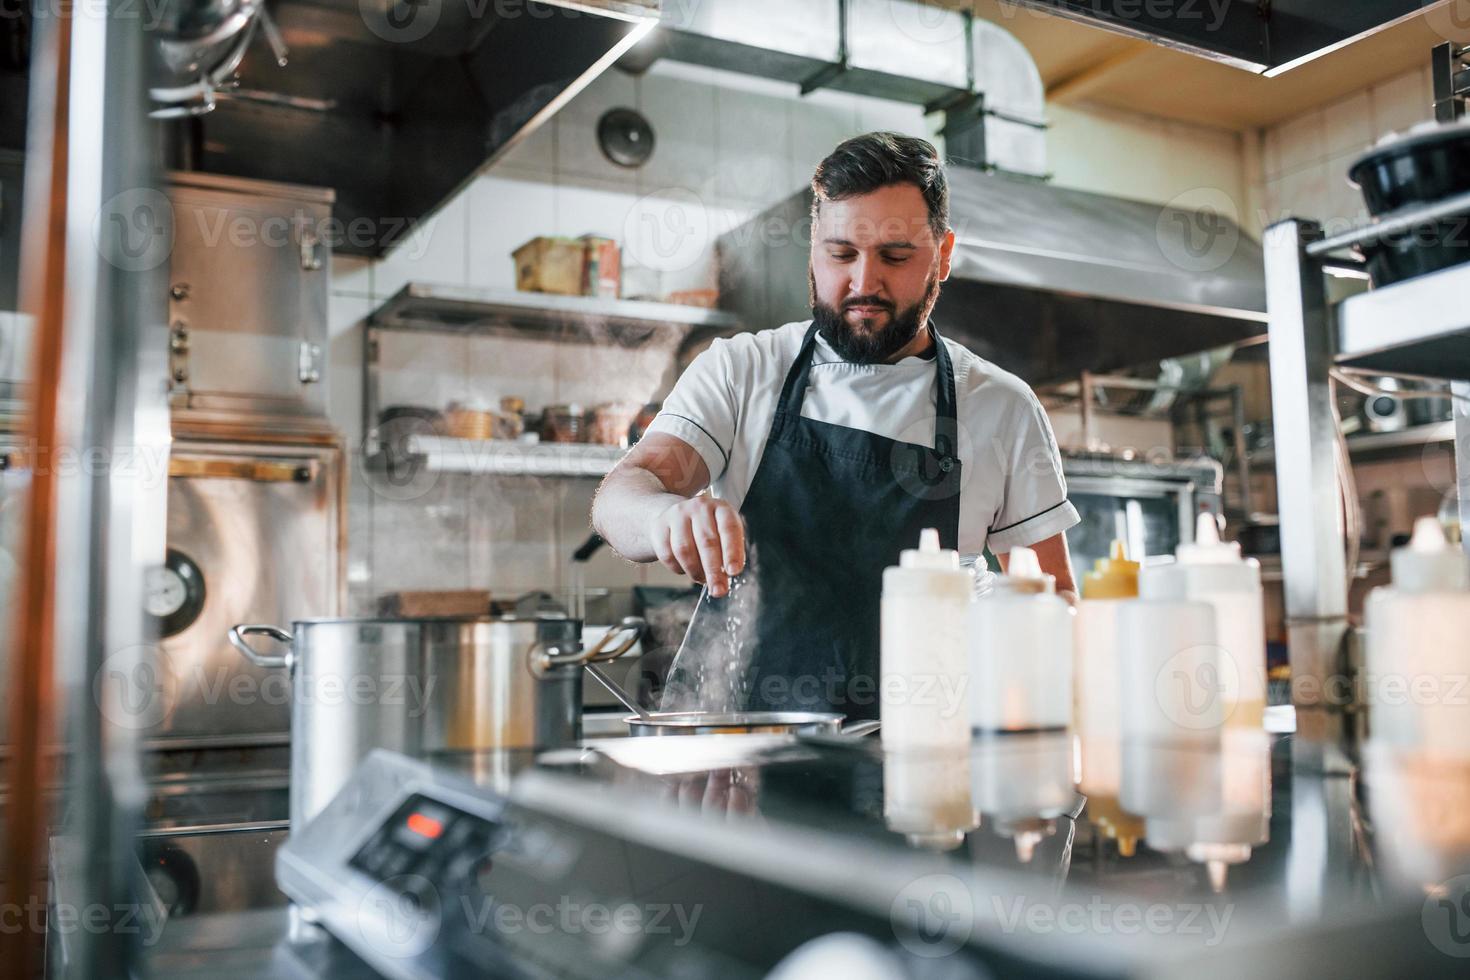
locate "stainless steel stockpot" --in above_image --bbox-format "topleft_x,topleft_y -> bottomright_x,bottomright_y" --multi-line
228,615 -> 643,830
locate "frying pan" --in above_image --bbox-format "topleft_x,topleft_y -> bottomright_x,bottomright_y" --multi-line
584,662 -> 881,738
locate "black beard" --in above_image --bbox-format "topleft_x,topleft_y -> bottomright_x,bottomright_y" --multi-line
810,271 -> 940,365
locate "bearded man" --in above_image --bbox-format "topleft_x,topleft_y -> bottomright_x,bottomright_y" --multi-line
592,132 -> 1079,719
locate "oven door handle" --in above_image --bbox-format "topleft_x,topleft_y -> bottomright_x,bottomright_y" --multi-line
228,624 -> 294,670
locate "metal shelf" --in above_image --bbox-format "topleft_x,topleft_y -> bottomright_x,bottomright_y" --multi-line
1250,422 -> 1457,464
400,436 -> 625,477
1335,262 -> 1470,379
370,283 -> 742,341
1342,420 -> 1457,455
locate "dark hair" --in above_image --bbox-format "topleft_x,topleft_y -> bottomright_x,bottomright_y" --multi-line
811,132 -> 949,239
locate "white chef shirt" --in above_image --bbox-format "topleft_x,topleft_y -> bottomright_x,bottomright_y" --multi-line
645,320 -> 1080,559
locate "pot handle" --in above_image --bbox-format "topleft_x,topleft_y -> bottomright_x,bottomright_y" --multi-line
531,616 -> 645,674
840,720 -> 882,738
228,624 -> 294,670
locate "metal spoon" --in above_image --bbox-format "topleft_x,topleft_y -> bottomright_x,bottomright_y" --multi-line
584,662 -> 650,720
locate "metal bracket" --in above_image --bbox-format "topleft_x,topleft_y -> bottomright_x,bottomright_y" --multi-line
799,0 -> 849,95
299,230 -> 323,271
168,320 -> 190,387
297,341 -> 323,384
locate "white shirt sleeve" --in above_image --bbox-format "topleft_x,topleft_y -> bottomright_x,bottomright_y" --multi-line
642,338 -> 740,482
986,389 -> 1081,553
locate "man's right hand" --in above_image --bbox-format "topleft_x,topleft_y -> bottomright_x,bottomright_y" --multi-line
648,496 -> 746,597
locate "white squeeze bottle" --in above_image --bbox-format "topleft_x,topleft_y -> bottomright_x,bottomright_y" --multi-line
1365,517 -> 1470,759
1140,513 -> 1266,728
968,547 -> 1074,732
881,529 -> 972,748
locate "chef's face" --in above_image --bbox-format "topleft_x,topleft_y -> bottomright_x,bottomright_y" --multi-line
810,183 -> 955,363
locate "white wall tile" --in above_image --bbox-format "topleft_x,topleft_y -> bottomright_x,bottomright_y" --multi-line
1370,67 -> 1433,140
790,97 -> 861,192
555,69 -> 643,190
1273,164 -> 1330,225
713,86 -> 795,207
1274,109 -> 1326,176
554,337 -> 680,409
376,192 -> 470,298
331,253 -> 373,297
1261,125 -> 1284,182
376,329 -> 472,411
327,293 -> 372,448
368,474 -> 471,595
466,335 -> 559,415
468,476 -> 561,593
491,118 -> 556,179
552,183 -> 642,241
639,72 -> 719,197
1322,91 -> 1374,159
465,176 -> 556,290
856,94 -> 930,140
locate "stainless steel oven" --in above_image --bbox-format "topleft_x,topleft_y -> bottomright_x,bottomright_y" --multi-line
1061,454 -> 1224,574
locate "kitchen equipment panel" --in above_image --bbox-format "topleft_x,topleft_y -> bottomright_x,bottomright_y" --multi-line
165,172 -> 331,419
156,440 -> 343,744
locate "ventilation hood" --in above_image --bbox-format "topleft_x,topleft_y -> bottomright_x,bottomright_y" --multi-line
715,169 -> 1266,384
151,0 -> 657,257
1001,1 -> 1438,76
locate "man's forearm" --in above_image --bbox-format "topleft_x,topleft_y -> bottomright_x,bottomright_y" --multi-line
591,465 -> 685,563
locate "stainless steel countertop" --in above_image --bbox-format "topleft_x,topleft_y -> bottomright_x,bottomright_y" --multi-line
137,718 -> 1470,977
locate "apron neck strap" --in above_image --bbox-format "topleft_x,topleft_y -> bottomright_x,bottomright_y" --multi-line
779,321 -> 960,454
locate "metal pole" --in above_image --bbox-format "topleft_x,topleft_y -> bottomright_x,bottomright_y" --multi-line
1079,371 -> 1096,451
1231,385 -> 1254,519
1263,219 -> 1352,772
3,2 -> 167,976
1455,380 -> 1470,558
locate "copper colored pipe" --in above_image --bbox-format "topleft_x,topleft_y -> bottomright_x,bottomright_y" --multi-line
3,2 -> 72,973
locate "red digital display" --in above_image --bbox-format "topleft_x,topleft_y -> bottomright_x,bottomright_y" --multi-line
406,812 -> 443,840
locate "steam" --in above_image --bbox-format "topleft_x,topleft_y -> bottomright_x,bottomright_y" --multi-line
659,544 -> 761,713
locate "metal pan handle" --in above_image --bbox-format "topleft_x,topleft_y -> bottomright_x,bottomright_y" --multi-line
531,616 -> 645,674
228,624 -> 294,670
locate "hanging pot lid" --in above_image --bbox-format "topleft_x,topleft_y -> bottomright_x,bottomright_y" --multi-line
597,107 -> 656,168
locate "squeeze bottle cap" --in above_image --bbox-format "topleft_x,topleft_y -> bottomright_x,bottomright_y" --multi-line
1176,513 -> 1242,564
899,527 -> 959,570
1390,516 -> 1469,594
1083,540 -> 1140,599
999,546 -> 1055,594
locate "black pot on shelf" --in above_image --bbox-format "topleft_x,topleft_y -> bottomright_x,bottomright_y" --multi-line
1347,121 -> 1470,287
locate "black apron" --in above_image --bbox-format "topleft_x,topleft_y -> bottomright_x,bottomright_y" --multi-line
664,320 -> 963,721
